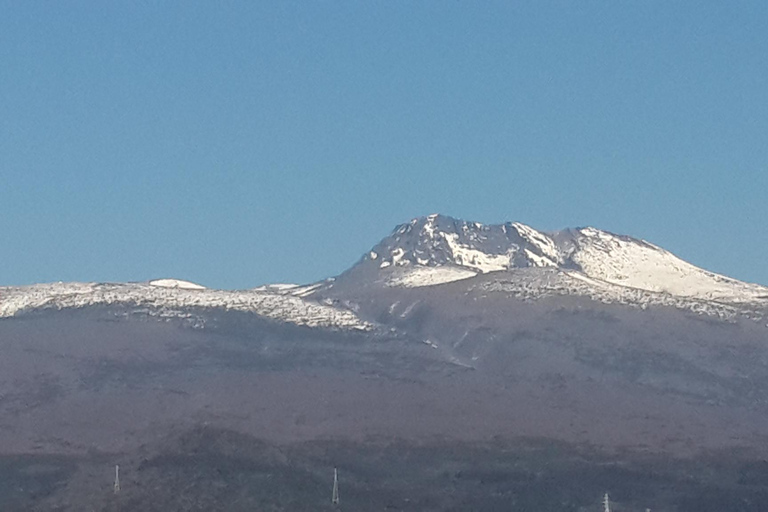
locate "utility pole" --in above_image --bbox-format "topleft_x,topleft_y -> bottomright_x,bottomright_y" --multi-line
331,467 -> 339,505
114,465 -> 120,494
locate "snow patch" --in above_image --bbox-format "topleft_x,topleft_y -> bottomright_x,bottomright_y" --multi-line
391,248 -> 407,266
512,223 -> 561,265
289,283 -> 323,298
441,233 -> 511,273
149,279 -> 206,290
422,217 -> 437,239
386,266 -> 478,288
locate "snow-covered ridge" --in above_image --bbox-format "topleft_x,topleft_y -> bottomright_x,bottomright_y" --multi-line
386,266 -> 478,288
561,227 -> 768,303
252,282 -> 325,298
475,268 -> 767,324
0,281 -> 371,331
361,215 -> 768,305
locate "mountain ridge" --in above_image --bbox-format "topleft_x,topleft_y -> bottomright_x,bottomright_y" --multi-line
348,214 -> 768,305
1,215 -> 767,327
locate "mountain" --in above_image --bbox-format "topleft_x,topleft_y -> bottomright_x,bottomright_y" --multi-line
1,215 -> 768,512
341,213 -> 768,304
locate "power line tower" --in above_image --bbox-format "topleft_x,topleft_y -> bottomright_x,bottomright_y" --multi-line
331,467 -> 339,505
114,465 -> 121,494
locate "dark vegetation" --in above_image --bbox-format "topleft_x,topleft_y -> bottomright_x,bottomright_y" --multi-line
3,430 -> 768,511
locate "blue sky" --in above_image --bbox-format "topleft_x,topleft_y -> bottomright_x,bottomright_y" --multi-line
1,1 -> 767,289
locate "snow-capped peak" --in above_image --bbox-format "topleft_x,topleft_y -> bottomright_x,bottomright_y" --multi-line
365,215 -> 561,274
358,215 -> 768,305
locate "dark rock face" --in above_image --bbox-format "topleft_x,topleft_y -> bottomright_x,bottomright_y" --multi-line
2,215 -> 768,510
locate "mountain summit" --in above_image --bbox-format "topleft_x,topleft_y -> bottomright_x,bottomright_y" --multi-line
347,214 -> 768,305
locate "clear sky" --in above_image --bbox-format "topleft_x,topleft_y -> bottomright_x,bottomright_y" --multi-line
1,1 -> 767,289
